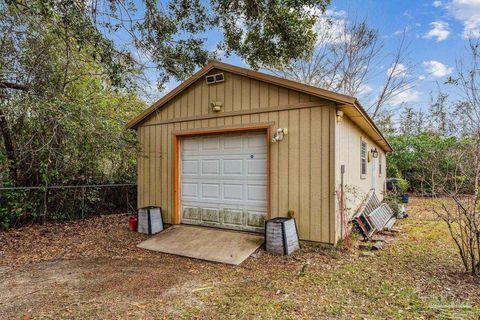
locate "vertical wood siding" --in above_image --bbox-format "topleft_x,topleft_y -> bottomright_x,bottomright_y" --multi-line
136,69 -> 337,243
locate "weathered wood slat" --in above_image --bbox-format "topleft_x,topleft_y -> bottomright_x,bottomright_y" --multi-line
355,190 -> 397,238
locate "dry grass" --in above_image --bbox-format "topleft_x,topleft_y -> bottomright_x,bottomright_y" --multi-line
1,198 -> 480,319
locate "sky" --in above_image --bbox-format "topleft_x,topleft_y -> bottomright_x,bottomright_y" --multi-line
319,0 -> 479,111
137,0 -> 480,114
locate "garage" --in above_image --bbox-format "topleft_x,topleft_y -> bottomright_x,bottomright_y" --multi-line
128,61 -> 392,244
179,131 -> 268,232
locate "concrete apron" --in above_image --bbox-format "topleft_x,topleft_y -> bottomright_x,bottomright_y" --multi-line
137,225 -> 264,265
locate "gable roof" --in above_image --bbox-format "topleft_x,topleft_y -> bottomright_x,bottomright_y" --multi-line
126,61 -> 392,152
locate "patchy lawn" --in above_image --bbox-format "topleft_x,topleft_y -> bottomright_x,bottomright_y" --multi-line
1,197 -> 480,319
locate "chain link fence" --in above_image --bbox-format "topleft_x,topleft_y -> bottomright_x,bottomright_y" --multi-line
0,184 -> 137,228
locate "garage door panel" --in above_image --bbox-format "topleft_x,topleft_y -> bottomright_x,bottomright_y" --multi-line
182,183 -> 199,199
183,206 -> 201,221
201,136 -> 220,151
183,139 -> 200,152
246,158 -> 267,175
223,184 -> 243,200
181,132 -> 267,233
223,159 -> 243,175
201,183 -> 220,200
223,135 -> 243,150
182,160 -> 199,175
247,184 -> 267,202
247,211 -> 267,228
201,207 -> 221,222
201,159 -> 220,175
223,209 -> 244,226
247,135 -> 267,149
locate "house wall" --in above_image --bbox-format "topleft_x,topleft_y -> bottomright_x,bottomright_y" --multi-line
334,114 -> 387,239
136,69 -> 338,243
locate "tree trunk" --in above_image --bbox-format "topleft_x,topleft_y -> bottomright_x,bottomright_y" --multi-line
0,84 -> 29,185
0,94 -> 18,184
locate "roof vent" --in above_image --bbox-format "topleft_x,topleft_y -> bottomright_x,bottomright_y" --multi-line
205,75 -> 216,84
205,73 -> 225,85
215,73 -> 224,83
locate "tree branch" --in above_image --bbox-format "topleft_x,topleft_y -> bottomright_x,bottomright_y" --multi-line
0,81 -> 29,92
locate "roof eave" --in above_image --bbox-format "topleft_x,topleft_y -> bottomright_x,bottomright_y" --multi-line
125,61 -> 359,129
125,61 -> 393,153
352,99 -> 393,153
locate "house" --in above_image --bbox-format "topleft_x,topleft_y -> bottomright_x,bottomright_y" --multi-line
126,61 -> 392,245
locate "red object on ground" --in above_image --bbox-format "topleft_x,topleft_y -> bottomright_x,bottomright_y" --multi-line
128,216 -> 138,232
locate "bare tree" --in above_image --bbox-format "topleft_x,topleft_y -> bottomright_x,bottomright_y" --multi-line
398,107 -> 425,135
449,39 -> 480,138
274,19 -> 379,95
368,33 -> 416,119
431,38 -> 480,275
426,92 -> 452,135
450,39 -> 480,192
271,17 -> 415,120
431,146 -> 480,275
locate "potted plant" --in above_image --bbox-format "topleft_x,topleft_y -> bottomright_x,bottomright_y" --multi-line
398,178 -> 410,203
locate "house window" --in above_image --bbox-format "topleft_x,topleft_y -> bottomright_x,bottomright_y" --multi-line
379,153 -> 382,176
360,139 -> 367,179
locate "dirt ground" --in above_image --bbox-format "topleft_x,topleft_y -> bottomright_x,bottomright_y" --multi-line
1,197 -> 480,319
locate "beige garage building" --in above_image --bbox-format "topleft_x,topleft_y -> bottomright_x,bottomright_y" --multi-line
126,61 -> 392,245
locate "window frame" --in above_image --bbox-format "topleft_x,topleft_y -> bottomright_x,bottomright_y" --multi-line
379,152 -> 382,177
360,138 -> 367,179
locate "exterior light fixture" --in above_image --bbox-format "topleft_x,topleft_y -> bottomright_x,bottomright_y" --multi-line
211,101 -> 223,112
371,148 -> 379,158
336,110 -> 344,122
271,128 -> 288,143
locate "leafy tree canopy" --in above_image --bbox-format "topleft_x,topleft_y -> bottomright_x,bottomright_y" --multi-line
0,0 -> 332,227
0,24 -> 145,227
3,0 -> 330,90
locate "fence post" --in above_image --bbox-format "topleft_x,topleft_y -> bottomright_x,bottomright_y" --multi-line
81,186 -> 85,219
43,186 -> 47,225
126,186 -> 129,214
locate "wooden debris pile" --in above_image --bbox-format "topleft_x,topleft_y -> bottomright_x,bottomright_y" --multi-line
353,190 -> 400,240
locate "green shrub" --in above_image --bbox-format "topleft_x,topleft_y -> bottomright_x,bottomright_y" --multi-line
0,185 -> 27,229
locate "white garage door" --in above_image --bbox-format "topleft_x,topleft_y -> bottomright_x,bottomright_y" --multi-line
180,131 -> 268,232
